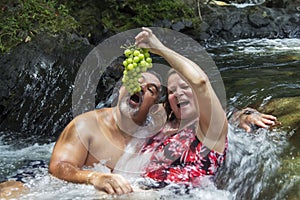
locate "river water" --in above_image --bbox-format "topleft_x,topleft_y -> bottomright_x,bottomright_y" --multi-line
0,38 -> 299,199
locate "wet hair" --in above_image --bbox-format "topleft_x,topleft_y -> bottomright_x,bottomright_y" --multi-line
164,69 -> 179,121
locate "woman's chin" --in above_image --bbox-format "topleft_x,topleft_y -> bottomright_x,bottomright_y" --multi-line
179,112 -> 198,122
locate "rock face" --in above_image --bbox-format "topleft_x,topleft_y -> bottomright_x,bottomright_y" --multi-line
198,3 -> 300,43
0,33 -> 93,145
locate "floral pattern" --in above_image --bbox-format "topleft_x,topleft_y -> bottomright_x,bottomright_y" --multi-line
142,123 -> 227,185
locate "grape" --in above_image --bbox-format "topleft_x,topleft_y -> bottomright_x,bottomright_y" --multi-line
133,56 -> 140,63
121,45 -> 153,95
140,60 -> 147,67
123,60 -> 128,67
144,52 -> 150,58
133,50 -> 140,56
146,57 -> 152,63
138,54 -> 144,60
127,57 -> 133,64
124,49 -> 132,57
127,63 -> 134,70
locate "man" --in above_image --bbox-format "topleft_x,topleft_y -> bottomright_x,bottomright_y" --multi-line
49,71 -> 162,195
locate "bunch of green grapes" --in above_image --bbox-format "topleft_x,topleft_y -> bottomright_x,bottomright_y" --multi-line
121,46 -> 153,94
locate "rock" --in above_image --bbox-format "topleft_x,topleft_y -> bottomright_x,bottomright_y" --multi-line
247,10 -> 270,28
172,21 -> 186,32
259,96 -> 300,148
200,3 -> 300,42
0,32 -> 94,146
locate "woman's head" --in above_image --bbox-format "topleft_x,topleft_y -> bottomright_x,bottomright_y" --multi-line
165,69 -> 198,122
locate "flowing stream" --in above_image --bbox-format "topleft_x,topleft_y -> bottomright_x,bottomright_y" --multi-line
0,38 -> 299,199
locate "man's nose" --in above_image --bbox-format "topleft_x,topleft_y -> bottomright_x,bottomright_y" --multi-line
140,83 -> 147,93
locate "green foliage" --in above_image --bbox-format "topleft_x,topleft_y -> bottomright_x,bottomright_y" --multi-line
100,0 -> 199,32
0,0 -> 79,53
0,0 -> 201,52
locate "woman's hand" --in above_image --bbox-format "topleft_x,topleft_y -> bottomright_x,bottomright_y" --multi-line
135,27 -> 165,55
89,173 -> 133,195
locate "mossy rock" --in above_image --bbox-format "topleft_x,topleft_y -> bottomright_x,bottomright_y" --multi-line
259,96 -> 300,148
260,96 -> 300,200
260,96 -> 300,132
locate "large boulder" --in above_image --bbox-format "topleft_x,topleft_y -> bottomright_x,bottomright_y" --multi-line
0,33 -> 93,146
259,96 -> 300,148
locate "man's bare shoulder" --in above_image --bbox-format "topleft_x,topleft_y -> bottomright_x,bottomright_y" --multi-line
94,107 -> 114,116
71,108 -> 114,131
55,108 -> 115,144
73,108 -> 113,122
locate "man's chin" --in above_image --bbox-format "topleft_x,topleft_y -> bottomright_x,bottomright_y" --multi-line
119,96 -> 139,117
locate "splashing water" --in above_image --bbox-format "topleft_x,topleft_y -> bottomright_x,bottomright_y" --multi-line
215,125 -> 294,200
0,116 -> 296,199
113,136 -> 151,177
230,0 -> 266,8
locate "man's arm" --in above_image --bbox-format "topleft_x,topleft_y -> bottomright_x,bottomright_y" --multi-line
228,107 -> 278,132
49,114 -> 133,195
49,118 -> 91,183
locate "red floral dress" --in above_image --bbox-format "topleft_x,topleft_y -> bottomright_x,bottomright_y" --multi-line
142,123 -> 227,186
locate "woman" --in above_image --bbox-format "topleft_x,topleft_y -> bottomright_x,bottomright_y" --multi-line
141,69 -> 228,187
135,27 -> 228,186
135,27 -> 277,187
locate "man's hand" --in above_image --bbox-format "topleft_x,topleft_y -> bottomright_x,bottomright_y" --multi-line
234,107 -> 279,132
90,173 -> 133,195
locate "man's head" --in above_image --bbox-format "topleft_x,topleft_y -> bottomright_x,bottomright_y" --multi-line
118,71 -> 162,126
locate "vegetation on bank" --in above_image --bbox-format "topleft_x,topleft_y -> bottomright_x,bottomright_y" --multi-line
0,0 -> 200,53
0,0 -> 79,53
98,0 -> 198,31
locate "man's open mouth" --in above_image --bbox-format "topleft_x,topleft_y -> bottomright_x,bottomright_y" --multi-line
129,92 -> 143,108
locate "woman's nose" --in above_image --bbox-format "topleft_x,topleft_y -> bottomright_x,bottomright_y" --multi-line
174,88 -> 183,96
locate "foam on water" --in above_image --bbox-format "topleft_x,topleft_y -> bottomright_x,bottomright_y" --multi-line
231,0 -> 265,8
208,38 -> 300,56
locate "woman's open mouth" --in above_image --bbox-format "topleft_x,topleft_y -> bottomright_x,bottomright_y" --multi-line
177,101 -> 189,108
